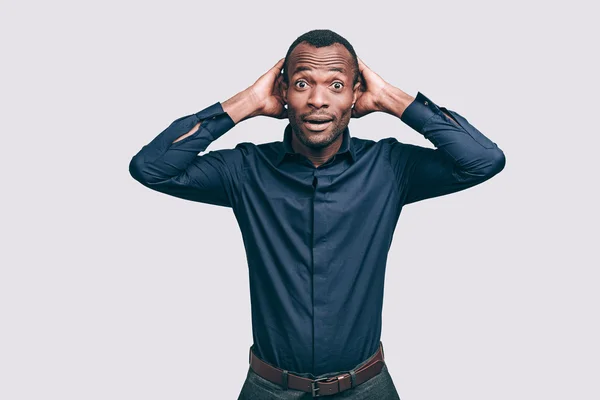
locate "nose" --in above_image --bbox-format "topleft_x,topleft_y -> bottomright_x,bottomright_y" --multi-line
307,85 -> 329,109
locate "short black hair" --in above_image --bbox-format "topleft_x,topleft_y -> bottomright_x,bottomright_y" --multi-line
282,29 -> 359,86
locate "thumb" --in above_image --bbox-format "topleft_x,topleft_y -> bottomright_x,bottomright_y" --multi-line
271,58 -> 285,75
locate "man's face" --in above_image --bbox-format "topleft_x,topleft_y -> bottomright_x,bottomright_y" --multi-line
281,43 -> 360,150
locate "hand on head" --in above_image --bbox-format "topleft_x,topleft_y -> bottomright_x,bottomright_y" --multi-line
248,58 -> 288,119
351,57 -> 390,119
247,56 -> 390,121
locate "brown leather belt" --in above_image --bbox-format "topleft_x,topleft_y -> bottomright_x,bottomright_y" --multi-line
249,342 -> 386,397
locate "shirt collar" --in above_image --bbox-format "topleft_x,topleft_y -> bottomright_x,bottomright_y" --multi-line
275,123 -> 356,166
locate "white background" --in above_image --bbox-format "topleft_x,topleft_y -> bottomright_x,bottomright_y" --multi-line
2,0 -> 598,399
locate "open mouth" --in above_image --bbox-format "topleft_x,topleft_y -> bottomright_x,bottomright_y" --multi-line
303,118 -> 333,131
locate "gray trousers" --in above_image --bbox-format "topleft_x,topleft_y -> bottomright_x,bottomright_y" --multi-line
237,361 -> 401,399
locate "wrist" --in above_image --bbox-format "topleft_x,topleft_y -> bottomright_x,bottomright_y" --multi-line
378,85 -> 415,119
222,88 -> 261,124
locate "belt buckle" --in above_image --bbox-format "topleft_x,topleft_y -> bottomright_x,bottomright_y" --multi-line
311,376 -> 334,397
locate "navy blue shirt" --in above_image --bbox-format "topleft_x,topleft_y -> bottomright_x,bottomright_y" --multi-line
129,92 -> 505,376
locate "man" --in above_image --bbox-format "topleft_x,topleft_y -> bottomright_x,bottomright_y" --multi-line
129,29 -> 505,399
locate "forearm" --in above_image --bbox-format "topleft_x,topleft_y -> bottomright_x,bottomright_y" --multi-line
378,85 -> 415,119
129,102 -> 235,185
221,88 -> 261,125
171,89 -> 259,144
396,91 -> 505,177
172,120 -> 201,144
379,85 -> 459,126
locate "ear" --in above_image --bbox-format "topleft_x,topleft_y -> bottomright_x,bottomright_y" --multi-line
280,79 -> 288,103
352,81 -> 361,104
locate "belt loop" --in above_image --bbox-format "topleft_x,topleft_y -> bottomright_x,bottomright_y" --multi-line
249,345 -> 253,364
349,369 -> 356,387
380,341 -> 385,359
281,369 -> 289,389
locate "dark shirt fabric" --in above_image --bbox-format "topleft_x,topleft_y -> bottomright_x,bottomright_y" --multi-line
129,92 -> 505,376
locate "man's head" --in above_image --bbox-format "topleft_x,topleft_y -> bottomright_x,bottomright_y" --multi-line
280,29 -> 361,150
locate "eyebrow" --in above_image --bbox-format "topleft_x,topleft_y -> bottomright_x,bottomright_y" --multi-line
292,66 -> 346,75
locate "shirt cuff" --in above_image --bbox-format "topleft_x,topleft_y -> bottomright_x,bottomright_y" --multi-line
194,102 -> 236,140
400,92 -> 441,133
195,101 -> 224,119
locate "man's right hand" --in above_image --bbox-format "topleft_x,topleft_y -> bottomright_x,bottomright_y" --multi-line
248,58 -> 288,119
222,58 -> 288,124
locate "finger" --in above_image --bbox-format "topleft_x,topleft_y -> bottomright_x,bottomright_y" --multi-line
272,57 -> 285,72
357,57 -> 367,71
356,57 -> 366,88
265,58 -> 286,80
358,71 -> 366,91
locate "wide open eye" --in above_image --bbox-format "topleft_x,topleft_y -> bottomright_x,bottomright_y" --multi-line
332,82 -> 343,90
295,80 -> 308,89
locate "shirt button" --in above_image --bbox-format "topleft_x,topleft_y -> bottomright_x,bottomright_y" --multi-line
424,101 -> 428,106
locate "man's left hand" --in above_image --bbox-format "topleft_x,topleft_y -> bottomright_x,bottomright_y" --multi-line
352,58 -> 390,118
